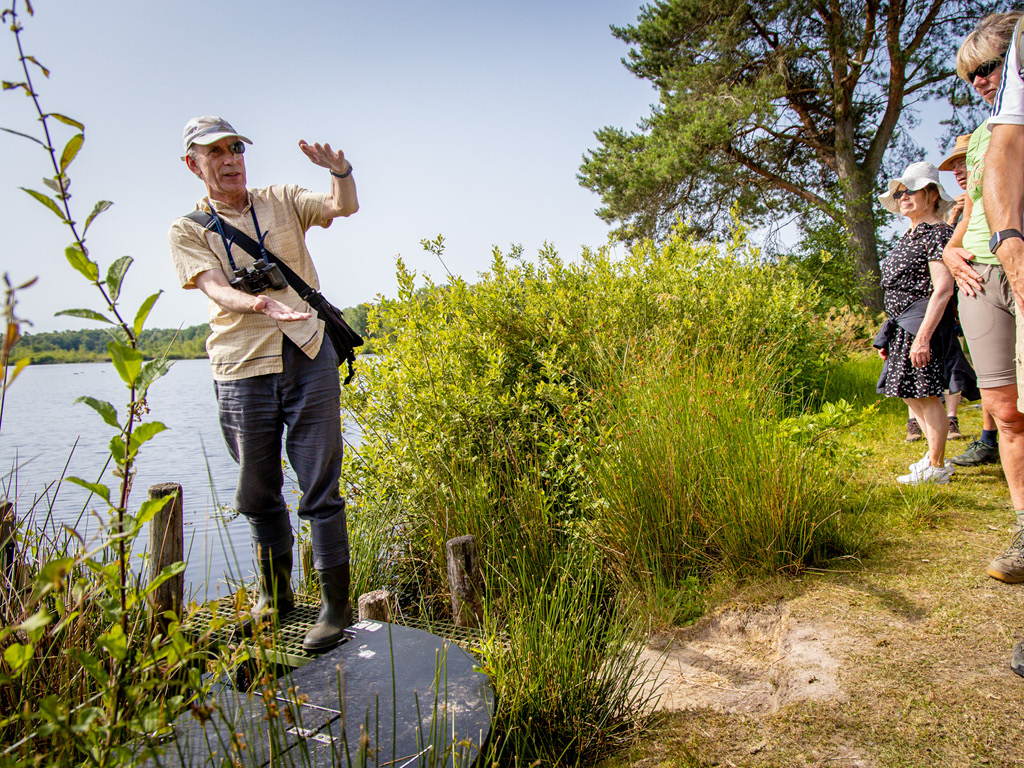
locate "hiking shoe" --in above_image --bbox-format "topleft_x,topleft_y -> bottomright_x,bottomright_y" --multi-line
897,463 -> 954,485
950,439 -> 999,467
906,419 -> 922,442
948,416 -> 963,440
987,528 -> 1024,583
1012,640 -> 1024,678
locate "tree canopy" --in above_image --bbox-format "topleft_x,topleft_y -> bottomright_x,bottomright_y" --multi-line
579,0 -> 995,307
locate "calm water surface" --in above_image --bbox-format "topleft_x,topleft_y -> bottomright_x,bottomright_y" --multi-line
0,359 -> 360,600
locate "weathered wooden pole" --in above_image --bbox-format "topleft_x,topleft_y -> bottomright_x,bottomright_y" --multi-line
358,589 -> 393,622
445,534 -> 484,628
148,483 -> 184,629
0,499 -> 15,586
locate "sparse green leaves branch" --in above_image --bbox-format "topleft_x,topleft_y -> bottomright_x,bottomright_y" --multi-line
0,2 -> 191,763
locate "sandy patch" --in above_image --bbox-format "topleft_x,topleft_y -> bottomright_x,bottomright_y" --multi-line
637,602 -> 846,714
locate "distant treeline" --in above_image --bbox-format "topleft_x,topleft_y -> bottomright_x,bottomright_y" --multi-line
10,304 -> 372,364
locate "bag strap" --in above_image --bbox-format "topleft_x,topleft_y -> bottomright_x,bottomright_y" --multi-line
184,210 -> 361,383
184,210 -> 319,302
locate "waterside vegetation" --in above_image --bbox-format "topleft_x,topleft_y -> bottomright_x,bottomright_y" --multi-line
0,2 -> 938,766
8,301 -> 371,364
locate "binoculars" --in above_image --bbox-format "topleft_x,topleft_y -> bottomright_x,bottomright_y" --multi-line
230,259 -> 288,295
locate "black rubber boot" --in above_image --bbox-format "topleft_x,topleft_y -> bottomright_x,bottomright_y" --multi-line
302,561 -> 353,652
242,550 -> 295,635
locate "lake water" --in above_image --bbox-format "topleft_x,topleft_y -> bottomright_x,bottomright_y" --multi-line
0,358 -> 361,601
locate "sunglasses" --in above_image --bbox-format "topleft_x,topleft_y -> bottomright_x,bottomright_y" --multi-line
968,59 -> 1002,81
892,189 -> 921,200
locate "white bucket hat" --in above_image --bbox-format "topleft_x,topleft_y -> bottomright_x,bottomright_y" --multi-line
878,161 -> 956,216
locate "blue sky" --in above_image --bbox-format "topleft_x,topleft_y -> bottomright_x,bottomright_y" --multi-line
1,0 -> 655,332
2,1 -> 973,336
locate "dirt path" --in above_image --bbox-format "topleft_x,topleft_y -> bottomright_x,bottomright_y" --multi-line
611,413 -> 1024,768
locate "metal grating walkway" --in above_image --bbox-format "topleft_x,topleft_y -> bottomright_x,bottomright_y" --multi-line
182,596 -> 499,669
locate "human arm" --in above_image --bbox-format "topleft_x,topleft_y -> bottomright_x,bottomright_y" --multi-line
983,123 -> 1024,309
297,140 -> 359,219
193,269 -> 313,321
908,259 -> 955,369
941,194 -> 983,297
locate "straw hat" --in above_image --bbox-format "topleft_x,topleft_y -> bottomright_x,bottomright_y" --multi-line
938,134 -> 972,171
878,162 -> 956,216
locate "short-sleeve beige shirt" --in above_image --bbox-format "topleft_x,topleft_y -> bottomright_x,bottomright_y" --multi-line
168,185 -> 332,381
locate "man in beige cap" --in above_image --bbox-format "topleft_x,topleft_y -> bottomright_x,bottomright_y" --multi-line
168,116 -> 359,652
940,134 -> 972,225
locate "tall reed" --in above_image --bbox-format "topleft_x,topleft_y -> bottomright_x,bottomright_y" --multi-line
592,342 -> 862,596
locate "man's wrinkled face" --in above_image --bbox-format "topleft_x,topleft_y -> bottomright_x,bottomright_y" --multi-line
185,137 -> 247,200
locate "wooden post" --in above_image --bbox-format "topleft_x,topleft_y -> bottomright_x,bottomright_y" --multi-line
358,589 -> 393,622
148,483 -> 184,629
299,540 -> 315,589
0,499 -> 14,587
445,534 -> 484,628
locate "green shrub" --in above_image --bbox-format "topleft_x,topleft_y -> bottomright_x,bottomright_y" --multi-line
343,229 -> 846,602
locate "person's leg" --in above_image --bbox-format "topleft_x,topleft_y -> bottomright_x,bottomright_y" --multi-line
906,405 -> 922,442
215,375 -> 293,562
905,396 -> 948,467
280,338 -> 349,571
983,385 -> 1024,509
215,373 -> 295,622
983,404 -> 999,435
946,390 -> 962,418
279,336 -> 352,651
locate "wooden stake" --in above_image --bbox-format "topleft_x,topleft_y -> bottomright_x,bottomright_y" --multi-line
446,534 -> 484,628
148,483 -> 184,629
358,589 -> 393,622
0,499 -> 14,587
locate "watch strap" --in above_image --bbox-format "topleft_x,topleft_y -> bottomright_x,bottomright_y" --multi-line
990,228 -> 1024,253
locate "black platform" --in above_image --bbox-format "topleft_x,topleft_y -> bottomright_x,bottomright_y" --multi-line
151,621 -> 495,767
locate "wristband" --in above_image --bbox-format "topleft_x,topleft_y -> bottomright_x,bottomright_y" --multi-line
989,228 -> 1024,253
330,164 -> 353,179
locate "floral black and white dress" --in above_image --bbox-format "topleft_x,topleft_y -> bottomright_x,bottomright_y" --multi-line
878,221 -> 955,399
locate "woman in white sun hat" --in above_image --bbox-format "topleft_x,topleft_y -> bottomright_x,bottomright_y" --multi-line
873,161 -> 958,484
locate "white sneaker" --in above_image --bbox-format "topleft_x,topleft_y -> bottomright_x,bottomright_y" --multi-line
909,454 -> 930,473
908,455 -> 955,473
897,463 -> 954,485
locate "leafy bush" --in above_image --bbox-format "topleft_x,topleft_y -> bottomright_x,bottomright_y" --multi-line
340,229 -> 867,763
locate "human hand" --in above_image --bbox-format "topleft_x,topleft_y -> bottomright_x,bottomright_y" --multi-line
253,295 -> 313,322
946,194 -> 966,225
877,347 -> 888,361
909,335 -> 931,368
942,246 -> 983,297
298,140 -> 349,175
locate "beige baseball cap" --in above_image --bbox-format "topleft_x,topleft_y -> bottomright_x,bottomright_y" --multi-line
181,116 -> 252,154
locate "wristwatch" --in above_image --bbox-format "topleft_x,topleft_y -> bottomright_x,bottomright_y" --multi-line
989,228 -> 1024,253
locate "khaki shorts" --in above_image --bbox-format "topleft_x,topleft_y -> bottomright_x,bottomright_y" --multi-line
958,263 -> 1018,392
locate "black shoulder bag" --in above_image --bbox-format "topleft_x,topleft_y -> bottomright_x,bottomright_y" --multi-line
185,210 -> 363,384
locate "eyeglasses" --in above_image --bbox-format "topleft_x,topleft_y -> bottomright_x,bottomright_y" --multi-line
968,59 -> 1002,81
892,189 -> 921,200
200,140 -> 245,157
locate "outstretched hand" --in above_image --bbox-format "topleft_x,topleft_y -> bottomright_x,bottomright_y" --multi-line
253,294 -> 313,322
298,140 -> 349,175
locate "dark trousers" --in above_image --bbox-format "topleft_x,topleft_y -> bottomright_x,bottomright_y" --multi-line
214,335 -> 349,571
